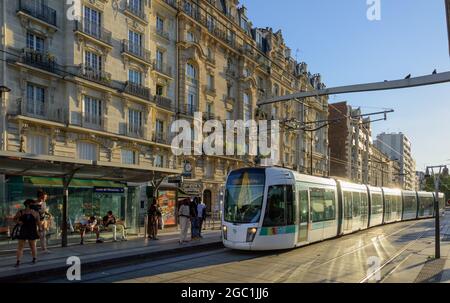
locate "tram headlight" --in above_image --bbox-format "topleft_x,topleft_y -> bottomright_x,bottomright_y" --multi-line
222,225 -> 228,240
246,228 -> 258,242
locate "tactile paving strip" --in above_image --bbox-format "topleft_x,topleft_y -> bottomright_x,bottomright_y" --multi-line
414,259 -> 446,283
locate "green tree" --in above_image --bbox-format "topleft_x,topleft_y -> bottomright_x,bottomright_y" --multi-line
425,175 -> 450,202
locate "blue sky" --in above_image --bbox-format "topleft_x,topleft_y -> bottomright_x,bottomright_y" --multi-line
240,0 -> 450,170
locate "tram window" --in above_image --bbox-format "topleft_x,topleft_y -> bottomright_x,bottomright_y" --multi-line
310,188 -> 336,223
361,193 -> 368,216
344,192 -> 352,219
395,195 -> 402,213
286,185 -> 295,225
404,195 -> 416,213
371,193 -> 383,215
352,192 -> 361,217
299,191 -> 308,223
263,185 -> 294,227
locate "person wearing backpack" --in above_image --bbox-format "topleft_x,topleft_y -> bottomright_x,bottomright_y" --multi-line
13,199 -> 41,267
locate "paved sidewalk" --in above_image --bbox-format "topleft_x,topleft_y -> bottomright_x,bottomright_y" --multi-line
0,230 -> 222,282
379,213 -> 450,283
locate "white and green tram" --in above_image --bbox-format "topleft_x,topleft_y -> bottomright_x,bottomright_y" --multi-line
222,167 -> 444,251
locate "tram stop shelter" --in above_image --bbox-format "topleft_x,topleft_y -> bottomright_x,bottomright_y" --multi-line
0,151 -> 182,247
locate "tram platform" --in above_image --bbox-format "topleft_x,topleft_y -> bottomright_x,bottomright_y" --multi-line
0,229 -> 222,282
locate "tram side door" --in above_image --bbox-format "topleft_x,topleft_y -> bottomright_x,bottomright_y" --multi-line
297,189 -> 309,243
343,191 -> 353,233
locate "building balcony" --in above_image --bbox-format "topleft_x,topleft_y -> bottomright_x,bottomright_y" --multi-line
122,40 -> 152,65
78,65 -> 112,85
203,112 -> 216,120
160,0 -> 177,9
74,20 -> 112,47
20,48 -> 58,74
203,85 -> 217,96
155,27 -> 170,40
18,0 -> 57,27
123,81 -> 151,101
127,125 -> 146,138
154,95 -> 173,110
82,114 -> 104,130
124,3 -> 148,23
152,61 -> 173,78
179,104 -> 198,117
153,132 -> 169,144
180,0 -> 236,49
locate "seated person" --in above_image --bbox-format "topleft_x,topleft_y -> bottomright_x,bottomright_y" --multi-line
80,216 -> 103,245
102,211 -> 127,242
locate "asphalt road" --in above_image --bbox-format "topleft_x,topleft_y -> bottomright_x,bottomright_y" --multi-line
47,216 -> 450,283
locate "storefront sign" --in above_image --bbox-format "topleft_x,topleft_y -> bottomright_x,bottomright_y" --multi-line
94,187 -> 125,194
181,182 -> 203,196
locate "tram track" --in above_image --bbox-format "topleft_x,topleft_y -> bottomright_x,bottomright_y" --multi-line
46,218 -> 440,283
359,228 -> 432,283
360,222 -> 448,283
307,219 -> 424,271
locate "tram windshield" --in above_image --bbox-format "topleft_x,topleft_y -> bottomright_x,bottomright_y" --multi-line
224,169 -> 265,224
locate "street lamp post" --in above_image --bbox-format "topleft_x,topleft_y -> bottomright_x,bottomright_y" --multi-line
425,165 -> 449,259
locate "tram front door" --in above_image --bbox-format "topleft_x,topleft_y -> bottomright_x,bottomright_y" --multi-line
297,189 -> 309,243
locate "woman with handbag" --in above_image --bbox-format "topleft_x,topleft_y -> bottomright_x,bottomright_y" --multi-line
13,199 -> 41,267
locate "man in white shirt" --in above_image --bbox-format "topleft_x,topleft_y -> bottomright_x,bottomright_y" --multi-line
197,198 -> 207,238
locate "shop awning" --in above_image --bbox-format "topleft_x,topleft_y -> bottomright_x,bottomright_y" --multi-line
0,151 -> 182,183
24,176 -> 125,188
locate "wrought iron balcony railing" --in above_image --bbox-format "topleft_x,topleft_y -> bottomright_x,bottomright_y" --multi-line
79,64 -> 112,85
124,3 -> 147,21
152,61 -> 173,77
128,124 -> 145,137
122,40 -> 152,63
156,27 -> 170,40
21,48 -> 57,73
18,0 -> 57,27
163,0 -> 177,8
154,95 -> 173,110
153,132 -> 168,144
123,81 -> 151,101
179,104 -> 198,116
74,19 -> 112,45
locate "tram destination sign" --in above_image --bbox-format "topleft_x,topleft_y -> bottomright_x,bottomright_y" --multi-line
94,187 -> 125,194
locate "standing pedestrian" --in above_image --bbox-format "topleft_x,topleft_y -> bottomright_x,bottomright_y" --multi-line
190,197 -> 199,240
178,198 -> 191,244
147,201 -> 159,240
13,199 -> 41,267
197,198 -> 207,238
31,190 -> 51,253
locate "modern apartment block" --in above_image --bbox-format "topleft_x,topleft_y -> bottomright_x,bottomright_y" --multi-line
374,132 -> 416,190
0,0 -> 330,233
328,101 -> 403,188
328,102 -> 371,184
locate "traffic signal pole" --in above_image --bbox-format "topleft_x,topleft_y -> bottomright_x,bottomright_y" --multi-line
434,173 -> 441,259
426,165 -> 449,259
